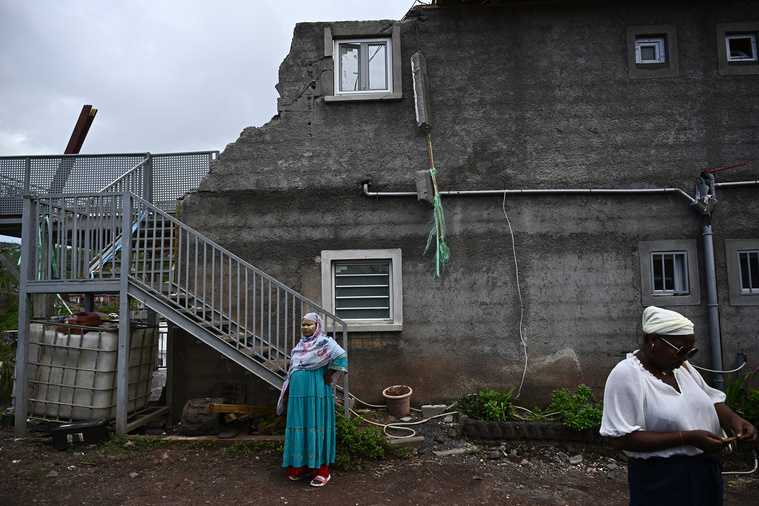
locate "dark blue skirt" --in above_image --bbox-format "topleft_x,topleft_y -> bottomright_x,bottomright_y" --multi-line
627,452 -> 723,506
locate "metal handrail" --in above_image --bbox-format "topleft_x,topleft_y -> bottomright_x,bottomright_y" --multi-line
22,191 -> 349,412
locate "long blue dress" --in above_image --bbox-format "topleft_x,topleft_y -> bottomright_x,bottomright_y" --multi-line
282,355 -> 348,470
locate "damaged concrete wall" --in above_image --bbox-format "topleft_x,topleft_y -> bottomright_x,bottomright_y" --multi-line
178,0 -> 759,407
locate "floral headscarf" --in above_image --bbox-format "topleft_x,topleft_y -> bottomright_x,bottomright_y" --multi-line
276,313 -> 346,415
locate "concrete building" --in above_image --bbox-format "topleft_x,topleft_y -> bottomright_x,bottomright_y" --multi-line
176,0 -> 759,409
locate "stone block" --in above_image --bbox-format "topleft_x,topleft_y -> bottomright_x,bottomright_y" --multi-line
388,435 -> 426,449
421,404 -> 448,419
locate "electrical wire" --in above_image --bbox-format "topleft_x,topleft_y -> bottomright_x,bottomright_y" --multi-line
722,447 -> 758,476
502,192 -> 528,399
347,393 -> 458,439
691,362 -> 748,374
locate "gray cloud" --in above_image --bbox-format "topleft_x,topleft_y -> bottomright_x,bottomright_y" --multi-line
0,0 -> 413,156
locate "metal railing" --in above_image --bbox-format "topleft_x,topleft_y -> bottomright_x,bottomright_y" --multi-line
1,151 -> 218,215
21,191 -> 349,407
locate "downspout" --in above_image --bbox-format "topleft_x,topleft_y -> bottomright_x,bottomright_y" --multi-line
692,174 -> 723,390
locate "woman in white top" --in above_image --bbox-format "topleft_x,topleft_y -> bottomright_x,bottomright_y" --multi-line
600,306 -> 756,505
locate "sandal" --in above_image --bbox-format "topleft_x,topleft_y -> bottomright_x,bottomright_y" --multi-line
310,474 -> 331,487
288,471 -> 310,481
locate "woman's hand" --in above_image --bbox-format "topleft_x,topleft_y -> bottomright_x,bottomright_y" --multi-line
324,370 -> 335,385
715,402 -> 758,442
730,418 -> 758,442
682,430 -> 728,453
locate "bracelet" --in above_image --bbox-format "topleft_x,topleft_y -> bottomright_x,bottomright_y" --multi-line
679,431 -> 685,446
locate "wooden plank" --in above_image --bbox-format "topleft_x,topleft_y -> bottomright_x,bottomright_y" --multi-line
207,404 -> 276,414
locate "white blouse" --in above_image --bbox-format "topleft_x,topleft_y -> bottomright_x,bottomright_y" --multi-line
600,352 -> 726,459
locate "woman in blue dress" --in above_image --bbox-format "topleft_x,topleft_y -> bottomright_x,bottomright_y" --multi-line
277,312 -> 347,487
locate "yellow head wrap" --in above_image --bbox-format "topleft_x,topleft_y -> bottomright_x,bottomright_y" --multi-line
642,306 -> 694,335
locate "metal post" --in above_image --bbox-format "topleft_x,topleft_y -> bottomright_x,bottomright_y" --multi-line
14,196 -> 36,437
115,193 -> 132,433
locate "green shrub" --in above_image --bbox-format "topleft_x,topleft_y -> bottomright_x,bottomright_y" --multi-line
546,384 -> 603,431
454,387 -> 515,422
724,368 -> 759,428
334,408 -> 406,471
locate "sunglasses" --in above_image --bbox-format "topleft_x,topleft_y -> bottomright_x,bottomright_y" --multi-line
659,336 -> 699,359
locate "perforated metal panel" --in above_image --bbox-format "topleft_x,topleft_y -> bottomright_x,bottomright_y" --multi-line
0,151 -> 217,216
152,152 -> 217,212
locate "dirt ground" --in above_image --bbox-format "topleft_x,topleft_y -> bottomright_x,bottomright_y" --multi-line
1,410 -> 758,506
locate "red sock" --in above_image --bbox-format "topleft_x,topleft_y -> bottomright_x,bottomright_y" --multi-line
314,464 -> 330,477
287,466 -> 308,477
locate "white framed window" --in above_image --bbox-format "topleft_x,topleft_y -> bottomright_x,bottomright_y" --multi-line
651,252 -> 689,295
321,249 -> 403,332
636,37 -> 666,63
738,250 -> 759,294
725,240 -> 759,305
639,240 -> 700,306
323,23 -> 402,102
717,23 -> 759,75
726,34 -> 758,61
335,38 -> 392,94
626,26 -> 679,79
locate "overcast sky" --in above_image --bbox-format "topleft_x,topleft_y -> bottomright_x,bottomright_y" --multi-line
0,1 -> 414,243
0,0 -> 415,157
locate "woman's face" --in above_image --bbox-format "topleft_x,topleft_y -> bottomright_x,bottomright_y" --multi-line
652,333 -> 697,371
301,318 -> 317,337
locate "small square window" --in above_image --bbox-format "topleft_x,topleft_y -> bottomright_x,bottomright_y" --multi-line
726,34 -> 758,62
636,37 -> 666,64
321,249 -> 403,331
651,252 -> 689,295
716,23 -> 759,76
639,240 -> 699,306
725,240 -> 759,305
626,25 -> 679,79
323,23 -> 402,102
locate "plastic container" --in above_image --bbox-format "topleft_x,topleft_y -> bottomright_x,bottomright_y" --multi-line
27,322 -> 158,422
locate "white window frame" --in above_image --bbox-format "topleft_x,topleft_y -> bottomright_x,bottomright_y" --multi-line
321,249 -> 403,332
626,25 -> 679,79
725,239 -> 759,306
650,251 -> 689,295
636,37 -> 666,64
334,38 -> 392,95
726,33 -> 758,62
323,23 -> 402,102
716,23 -> 759,76
639,240 -> 700,306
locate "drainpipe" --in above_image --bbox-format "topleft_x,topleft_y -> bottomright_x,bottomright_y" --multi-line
693,174 -> 724,390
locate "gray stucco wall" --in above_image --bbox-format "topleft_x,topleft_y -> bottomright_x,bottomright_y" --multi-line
178,1 -> 759,407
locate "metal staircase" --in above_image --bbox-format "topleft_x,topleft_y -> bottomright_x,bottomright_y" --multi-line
14,185 -> 347,435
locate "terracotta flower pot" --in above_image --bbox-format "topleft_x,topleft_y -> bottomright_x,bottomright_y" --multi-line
382,385 -> 413,417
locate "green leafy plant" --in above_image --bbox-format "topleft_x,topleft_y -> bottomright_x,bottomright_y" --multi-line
102,434 -> 173,456
225,441 -> 252,458
724,368 -> 759,428
546,384 -> 603,431
454,387 -> 516,422
334,408 -> 408,471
